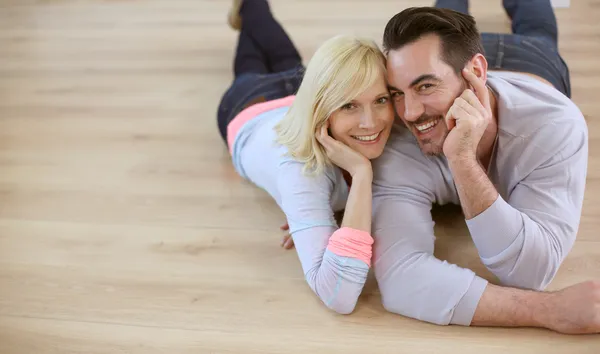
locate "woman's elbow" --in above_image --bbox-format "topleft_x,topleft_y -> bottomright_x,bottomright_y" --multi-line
324,298 -> 357,315
307,279 -> 361,315
304,260 -> 369,315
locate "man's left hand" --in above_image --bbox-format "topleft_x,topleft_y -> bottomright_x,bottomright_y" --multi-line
442,69 -> 492,161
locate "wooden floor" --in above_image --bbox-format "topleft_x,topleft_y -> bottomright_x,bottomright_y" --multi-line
0,0 -> 599,353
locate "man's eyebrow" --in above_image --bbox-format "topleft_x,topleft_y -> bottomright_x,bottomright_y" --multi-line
409,74 -> 440,87
387,74 -> 440,92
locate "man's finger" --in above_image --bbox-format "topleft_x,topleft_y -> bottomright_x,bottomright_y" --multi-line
462,69 -> 490,109
461,90 -> 487,117
445,105 -> 457,131
455,97 -> 482,119
450,104 -> 473,126
280,223 -> 289,231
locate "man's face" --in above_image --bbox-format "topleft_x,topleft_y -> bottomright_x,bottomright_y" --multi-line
386,34 -> 466,155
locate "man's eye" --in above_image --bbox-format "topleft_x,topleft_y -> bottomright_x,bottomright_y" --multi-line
418,84 -> 434,91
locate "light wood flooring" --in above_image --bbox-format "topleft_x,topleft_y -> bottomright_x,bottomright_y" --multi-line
0,0 -> 599,353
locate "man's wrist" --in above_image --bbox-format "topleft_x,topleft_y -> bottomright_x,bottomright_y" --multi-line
529,291 -> 555,329
472,284 -> 552,329
447,151 -> 478,167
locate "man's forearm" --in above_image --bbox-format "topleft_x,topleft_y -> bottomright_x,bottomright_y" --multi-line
472,281 -> 600,334
471,283 -> 543,328
448,156 -> 498,220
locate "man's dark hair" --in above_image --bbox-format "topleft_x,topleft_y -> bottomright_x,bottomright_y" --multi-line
382,7 -> 485,73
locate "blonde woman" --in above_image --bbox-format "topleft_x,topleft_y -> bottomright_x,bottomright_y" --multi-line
218,0 -> 394,314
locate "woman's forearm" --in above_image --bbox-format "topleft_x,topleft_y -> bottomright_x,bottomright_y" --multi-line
296,171 -> 375,314
340,169 -> 373,233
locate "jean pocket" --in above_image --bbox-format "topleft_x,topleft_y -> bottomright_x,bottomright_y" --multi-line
521,38 -> 566,72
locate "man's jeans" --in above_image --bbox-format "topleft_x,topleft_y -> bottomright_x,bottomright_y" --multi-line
435,0 -> 571,97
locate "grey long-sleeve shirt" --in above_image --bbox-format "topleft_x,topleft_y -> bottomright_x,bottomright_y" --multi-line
371,71 -> 588,326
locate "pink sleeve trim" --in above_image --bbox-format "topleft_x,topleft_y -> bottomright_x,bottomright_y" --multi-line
226,95 -> 296,154
326,227 -> 374,267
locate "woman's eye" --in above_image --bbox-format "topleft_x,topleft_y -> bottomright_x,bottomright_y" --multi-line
376,97 -> 389,104
341,103 -> 356,110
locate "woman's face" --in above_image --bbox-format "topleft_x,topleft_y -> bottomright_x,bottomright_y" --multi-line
327,76 -> 395,160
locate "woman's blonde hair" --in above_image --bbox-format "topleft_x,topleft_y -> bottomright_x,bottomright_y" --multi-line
274,35 -> 387,175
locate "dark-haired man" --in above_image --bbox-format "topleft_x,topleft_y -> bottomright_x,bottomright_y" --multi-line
372,0 -> 599,333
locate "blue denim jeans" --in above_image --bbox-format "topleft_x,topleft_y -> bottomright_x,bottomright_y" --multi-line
435,0 -> 571,97
216,65 -> 305,141
216,0 -> 304,142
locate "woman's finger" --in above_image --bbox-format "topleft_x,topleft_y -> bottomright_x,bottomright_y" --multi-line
317,123 -> 337,151
316,124 -> 328,146
281,234 -> 290,247
284,239 -> 294,249
282,235 -> 294,249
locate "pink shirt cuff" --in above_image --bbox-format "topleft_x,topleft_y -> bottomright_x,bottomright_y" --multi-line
327,227 -> 374,267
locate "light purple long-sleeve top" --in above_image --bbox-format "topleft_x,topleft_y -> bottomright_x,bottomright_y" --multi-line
371,71 -> 588,326
231,105 -> 373,314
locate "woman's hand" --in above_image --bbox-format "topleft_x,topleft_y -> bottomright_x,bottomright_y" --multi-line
316,123 -> 371,177
280,223 -> 294,249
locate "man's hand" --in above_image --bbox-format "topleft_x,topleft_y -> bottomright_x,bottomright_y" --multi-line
540,280 -> 600,334
280,223 -> 294,249
443,69 -> 492,162
473,280 -> 600,335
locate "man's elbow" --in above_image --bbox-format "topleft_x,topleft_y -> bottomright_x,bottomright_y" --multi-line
492,225 -> 576,291
500,272 -> 553,291
380,289 -> 449,325
499,249 -> 561,291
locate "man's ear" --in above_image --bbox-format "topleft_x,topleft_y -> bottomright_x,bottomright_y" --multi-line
466,53 -> 488,83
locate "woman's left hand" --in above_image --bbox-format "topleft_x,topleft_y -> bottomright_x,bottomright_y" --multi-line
316,123 -> 371,177
280,223 -> 294,249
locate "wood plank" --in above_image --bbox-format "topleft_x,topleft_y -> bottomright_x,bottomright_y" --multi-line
0,0 -> 599,351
